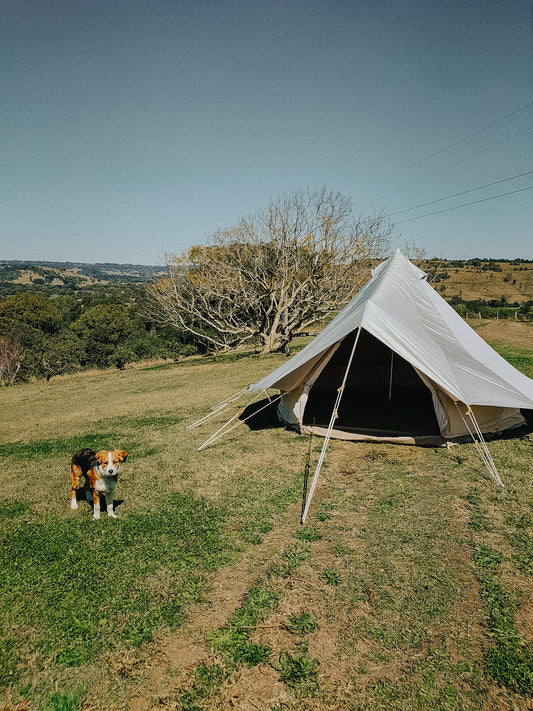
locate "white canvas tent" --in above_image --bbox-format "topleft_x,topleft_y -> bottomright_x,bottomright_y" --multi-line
190,250 -> 533,521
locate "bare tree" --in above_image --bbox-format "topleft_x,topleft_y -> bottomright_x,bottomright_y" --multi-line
0,337 -> 23,385
148,189 -> 393,354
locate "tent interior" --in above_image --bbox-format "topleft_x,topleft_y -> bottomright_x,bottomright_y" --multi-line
303,328 -> 442,438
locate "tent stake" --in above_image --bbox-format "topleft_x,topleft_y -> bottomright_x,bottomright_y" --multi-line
301,422 -> 314,523
301,328 -> 362,524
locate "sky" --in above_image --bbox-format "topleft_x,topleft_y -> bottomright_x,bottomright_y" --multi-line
2,0 -> 532,265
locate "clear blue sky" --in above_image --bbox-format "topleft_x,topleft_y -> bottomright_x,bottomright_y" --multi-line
2,0 -> 532,264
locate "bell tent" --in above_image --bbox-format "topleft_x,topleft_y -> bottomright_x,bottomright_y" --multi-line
190,250 -> 533,520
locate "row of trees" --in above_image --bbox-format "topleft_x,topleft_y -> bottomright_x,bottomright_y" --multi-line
3,188 -> 529,386
0,290 -> 198,385
0,189 -> 392,384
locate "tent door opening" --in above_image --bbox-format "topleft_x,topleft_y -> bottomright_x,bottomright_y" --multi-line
303,329 -> 441,437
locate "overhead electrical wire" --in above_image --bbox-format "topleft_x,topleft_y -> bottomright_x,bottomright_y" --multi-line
386,170 -> 533,217
355,99 -> 533,197
379,124 -> 533,200
394,185 -> 533,224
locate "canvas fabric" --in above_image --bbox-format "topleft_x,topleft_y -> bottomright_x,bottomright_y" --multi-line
248,250 -> 533,441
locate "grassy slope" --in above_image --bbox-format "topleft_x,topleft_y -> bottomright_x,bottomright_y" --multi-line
0,331 -> 532,710
435,262 -> 533,304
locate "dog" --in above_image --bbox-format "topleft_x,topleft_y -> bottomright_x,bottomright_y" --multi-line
70,448 -> 127,520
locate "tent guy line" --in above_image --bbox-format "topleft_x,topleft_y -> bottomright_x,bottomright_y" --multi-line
354,99 -> 533,197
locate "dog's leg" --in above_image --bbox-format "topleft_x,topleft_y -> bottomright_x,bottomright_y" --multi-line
85,470 -> 101,519
70,464 -> 82,510
92,489 -> 101,520
105,491 -> 117,518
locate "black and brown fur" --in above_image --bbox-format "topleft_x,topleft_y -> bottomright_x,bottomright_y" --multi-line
70,448 -> 127,520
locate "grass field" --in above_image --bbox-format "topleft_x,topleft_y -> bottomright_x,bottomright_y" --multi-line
0,324 -> 532,710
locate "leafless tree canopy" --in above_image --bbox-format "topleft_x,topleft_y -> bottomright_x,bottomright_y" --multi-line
148,189 -> 393,353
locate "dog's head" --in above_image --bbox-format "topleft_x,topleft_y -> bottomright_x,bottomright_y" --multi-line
95,449 -> 127,477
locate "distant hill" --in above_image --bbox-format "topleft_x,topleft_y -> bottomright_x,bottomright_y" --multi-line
0,258 -> 532,303
426,259 -> 533,304
0,260 -> 166,286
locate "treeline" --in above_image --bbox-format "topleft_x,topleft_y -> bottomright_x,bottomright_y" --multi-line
0,257 -> 532,386
0,283 -> 200,385
0,260 -> 162,281
448,295 -> 533,319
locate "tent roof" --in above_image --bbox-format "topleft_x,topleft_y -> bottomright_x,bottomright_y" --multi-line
249,250 -> 533,410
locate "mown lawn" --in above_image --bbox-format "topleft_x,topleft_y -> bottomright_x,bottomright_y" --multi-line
0,331 -> 532,710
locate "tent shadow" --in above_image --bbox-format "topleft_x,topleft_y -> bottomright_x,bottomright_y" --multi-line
240,398 -> 284,431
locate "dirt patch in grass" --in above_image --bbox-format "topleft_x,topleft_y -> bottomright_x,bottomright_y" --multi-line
124,501 -> 304,703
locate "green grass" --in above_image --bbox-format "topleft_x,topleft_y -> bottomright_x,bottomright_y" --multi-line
0,328 -> 532,709
207,583 -> 279,668
490,343 -> 533,377
0,491 -> 232,683
473,544 -> 533,694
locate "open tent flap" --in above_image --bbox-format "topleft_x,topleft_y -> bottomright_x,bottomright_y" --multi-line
280,329 -> 440,439
278,328 -> 526,443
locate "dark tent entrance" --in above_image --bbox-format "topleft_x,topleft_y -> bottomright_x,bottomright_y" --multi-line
303,329 -> 441,438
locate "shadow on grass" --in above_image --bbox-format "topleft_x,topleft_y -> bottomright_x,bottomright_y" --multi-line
240,398 -> 284,431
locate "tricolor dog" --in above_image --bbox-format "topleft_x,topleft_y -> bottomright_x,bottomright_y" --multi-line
70,448 -> 127,519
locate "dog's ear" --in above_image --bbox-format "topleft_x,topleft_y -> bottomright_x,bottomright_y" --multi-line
94,451 -> 107,465
117,450 -> 127,463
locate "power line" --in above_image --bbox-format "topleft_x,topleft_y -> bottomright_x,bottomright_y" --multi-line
379,125 -> 533,200
386,170 -> 533,217
355,99 -> 533,197
394,185 -> 533,224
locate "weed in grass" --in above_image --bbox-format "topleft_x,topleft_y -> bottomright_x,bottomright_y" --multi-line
178,661 -> 225,707
296,526 -> 322,542
472,543 -> 533,694
271,642 -> 319,698
510,530 -> 533,576
464,488 -> 488,531
207,583 -> 279,668
314,503 -> 333,521
207,627 -> 271,668
56,646 -> 90,667
269,543 -> 310,579
193,662 -> 224,693
372,677 -> 397,701
284,612 -> 319,636
320,568 -> 340,586
43,689 -> 85,711
232,585 -> 280,628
